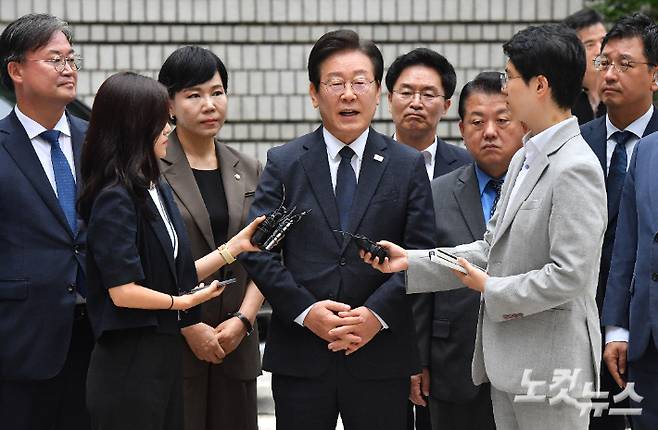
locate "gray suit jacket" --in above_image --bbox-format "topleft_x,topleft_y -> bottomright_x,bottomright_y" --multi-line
159,132 -> 262,381
422,164 -> 488,402
407,117 -> 607,396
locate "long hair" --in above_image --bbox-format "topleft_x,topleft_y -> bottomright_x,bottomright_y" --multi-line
78,72 -> 169,222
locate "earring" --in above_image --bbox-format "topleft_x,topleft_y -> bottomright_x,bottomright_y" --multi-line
169,115 -> 176,125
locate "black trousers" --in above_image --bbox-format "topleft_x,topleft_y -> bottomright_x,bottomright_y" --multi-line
0,304 -> 94,430
86,327 -> 183,430
271,355 -> 409,430
407,400 -> 431,430
428,383 -> 495,430
628,338 -> 658,430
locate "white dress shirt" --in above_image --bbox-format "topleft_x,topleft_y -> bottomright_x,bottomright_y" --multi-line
604,106 -> 654,345
294,127 -> 388,329
14,105 -> 75,194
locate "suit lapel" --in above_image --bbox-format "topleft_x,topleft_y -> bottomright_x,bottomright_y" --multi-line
434,137 -> 457,178
147,184 -> 178,282
585,118 -> 607,175
495,124 -> 580,241
0,111 -> 73,237
217,143 -> 246,240
300,127 -> 342,247
454,164 -> 486,240
160,132 -> 215,251
642,107 -> 658,136
69,113 -> 86,239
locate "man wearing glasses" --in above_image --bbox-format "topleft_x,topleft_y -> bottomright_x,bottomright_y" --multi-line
365,24 -> 607,429
0,14 -> 90,430
385,47 -> 471,430
240,30 -> 436,429
591,13 -> 658,430
580,12 -> 658,430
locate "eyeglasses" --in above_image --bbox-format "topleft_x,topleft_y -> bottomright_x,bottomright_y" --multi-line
500,72 -> 522,90
320,79 -> 375,96
594,55 -> 655,73
29,56 -> 83,72
391,89 -> 445,104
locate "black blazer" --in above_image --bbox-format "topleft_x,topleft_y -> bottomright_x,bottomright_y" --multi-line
85,182 -> 200,339
433,137 -> 472,178
0,110 -> 87,380
240,126 -> 437,379
580,108 -> 658,312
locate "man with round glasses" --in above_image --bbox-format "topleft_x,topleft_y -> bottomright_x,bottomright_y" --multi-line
385,47 -> 471,430
0,13 -> 90,430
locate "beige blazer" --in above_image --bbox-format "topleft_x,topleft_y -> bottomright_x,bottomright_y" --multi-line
159,132 -> 262,380
407,117 -> 607,397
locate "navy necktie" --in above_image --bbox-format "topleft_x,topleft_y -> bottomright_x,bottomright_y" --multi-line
41,130 -> 77,233
607,130 -> 633,217
336,146 -> 357,231
487,178 -> 504,220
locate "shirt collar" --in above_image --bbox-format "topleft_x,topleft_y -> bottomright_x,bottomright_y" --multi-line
605,105 -> 654,140
324,127 -> 369,161
522,116 -> 576,168
474,164 -> 506,196
14,105 -> 70,140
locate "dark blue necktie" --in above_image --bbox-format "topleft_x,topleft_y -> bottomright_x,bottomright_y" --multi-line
41,130 -> 77,233
336,146 -> 357,231
487,178 -> 504,220
607,130 -> 633,217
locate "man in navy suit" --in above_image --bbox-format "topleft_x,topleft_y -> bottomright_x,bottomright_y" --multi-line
580,13 -> 658,430
0,14 -> 91,430
385,47 -> 470,430
240,30 -> 437,430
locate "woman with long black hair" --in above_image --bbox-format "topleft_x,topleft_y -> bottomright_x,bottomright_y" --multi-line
78,72 -> 262,430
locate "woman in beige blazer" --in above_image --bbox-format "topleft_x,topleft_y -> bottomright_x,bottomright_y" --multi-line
157,46 -> 263,430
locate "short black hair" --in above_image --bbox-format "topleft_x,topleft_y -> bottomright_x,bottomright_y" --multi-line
385,48 -> 457,98
158,46 -> 229,98
307,29 -> 383,89
458,72 -> 504,120
602,13 -> 658,66
0,13 -> 72,91
503,24 -> 585,110
563,8 -> 604,32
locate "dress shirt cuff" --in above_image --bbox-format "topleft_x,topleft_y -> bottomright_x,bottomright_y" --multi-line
605,326 -> 629,344
294,304 -> 314,326
368,308 -> 388,330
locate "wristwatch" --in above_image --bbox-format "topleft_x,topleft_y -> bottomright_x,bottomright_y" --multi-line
230,311 -> 254,336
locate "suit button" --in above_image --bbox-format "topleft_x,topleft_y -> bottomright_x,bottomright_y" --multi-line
339,258 -> 346,266
67,284 -> 75,293
73,245 -> 80,255
653,273 -> 658,282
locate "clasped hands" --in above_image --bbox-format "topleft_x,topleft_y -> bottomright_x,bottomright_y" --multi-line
181,317 -> 249,364
360,240 -> 489,293
303,300 -> 382,355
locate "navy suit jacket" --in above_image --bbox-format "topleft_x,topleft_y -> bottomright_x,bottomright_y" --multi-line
0,110 -> 87,380
240,126 -> 437,379
602,131 -> 658,362
580,110 -> 658,312
433,137 -> 471,178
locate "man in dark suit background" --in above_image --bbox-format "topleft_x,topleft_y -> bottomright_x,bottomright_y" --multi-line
240,30 -> 437,430
581,13 -> 658,430
416,71 -> 525,430
564,8 -> 608,125
385,47 -> 471,430
0,14 -> 91,430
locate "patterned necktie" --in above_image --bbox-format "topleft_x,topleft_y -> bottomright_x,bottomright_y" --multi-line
488,177 -> 504,220
41,130 -> 77,233
607,130 -> 633,217
336,146 -> 357,231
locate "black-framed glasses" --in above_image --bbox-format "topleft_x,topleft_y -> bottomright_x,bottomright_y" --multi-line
30,56 -> 83,72
500,72 -> 522,90
320,79 -> 375,96
391,89 -> 445,104
594,55 -> 655,73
